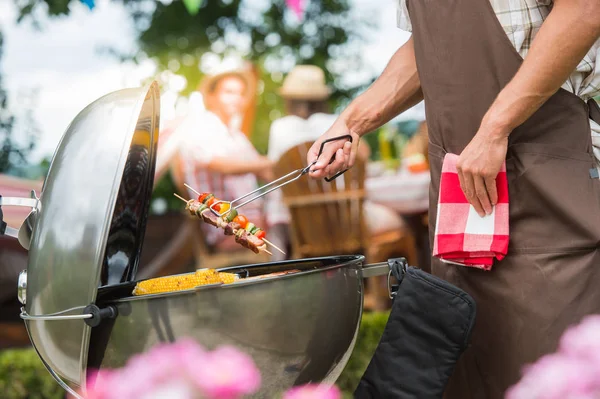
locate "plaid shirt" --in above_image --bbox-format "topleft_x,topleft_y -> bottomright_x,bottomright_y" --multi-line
397,0 -> 600,162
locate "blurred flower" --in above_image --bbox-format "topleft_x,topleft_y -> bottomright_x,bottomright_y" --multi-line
283,384 -> 341,399
191,346 -> 261,399
506,315 -> 600,399
85,339 -> 261,399
559,315 -> 600,368
82,338 -> 342,399
505,354 -> 600,399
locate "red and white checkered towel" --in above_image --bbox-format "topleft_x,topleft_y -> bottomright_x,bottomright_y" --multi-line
432,153 -> 509,271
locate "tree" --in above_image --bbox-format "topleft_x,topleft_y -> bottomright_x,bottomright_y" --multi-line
15,0 -> 375,150
0,31 -> 38,175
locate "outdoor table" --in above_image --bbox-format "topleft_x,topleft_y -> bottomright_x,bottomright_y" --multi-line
365,162 -> 431,270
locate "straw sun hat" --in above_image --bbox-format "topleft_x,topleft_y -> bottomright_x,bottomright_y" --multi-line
197,61 -> 257,110
278,65 -> 332,101
198,68 -> 254,96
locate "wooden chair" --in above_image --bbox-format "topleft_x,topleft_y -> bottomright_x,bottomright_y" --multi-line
273,142 -> 417,309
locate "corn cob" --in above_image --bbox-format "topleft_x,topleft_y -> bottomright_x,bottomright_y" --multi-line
132,269 -> 239,296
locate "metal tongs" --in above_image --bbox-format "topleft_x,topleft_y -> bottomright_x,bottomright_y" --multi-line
210,134 -> 353,218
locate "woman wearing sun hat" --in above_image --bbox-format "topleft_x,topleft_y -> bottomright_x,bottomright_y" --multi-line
156,61 -> 273,250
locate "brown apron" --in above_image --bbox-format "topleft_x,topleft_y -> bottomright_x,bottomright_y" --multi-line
407,0 -> 600,397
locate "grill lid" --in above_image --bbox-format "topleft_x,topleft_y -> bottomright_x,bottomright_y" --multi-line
22,81 -> 160,390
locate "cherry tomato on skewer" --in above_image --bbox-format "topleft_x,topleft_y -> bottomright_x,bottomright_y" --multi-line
233,215 -> 248,229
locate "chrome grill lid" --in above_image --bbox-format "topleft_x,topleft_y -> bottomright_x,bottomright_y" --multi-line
23,81 -> 160,392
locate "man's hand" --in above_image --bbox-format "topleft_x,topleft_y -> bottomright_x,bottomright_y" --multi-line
457,123 -> 509,217
307,119 -> 360,180
305,38 -> 422,180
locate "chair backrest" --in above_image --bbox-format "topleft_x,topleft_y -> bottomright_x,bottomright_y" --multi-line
273,141 -> 368,258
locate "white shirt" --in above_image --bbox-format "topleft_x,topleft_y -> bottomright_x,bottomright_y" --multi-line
267,113 -> 338,162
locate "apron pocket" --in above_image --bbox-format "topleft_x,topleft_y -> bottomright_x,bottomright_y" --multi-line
505,143 -> 600,253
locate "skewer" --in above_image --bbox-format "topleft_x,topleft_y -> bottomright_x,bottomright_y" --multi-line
262,238 -> 286,255
179,189 -> 285,255
174,193 -> 189,203
173,192 -> 275,256
184,183 -> 201,196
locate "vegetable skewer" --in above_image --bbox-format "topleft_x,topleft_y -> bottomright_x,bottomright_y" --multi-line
182,184 -> 286,255
174,193 -> 273,256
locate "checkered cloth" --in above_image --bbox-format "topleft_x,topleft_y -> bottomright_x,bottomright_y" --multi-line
432,153 -> 509,270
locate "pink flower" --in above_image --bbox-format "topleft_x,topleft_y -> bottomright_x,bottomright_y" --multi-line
505,353 -> 600,399
191,345 -> 261,399
84,338 -> 209,399
559,315 -> 600,369
83,340 -> 263,399
284,384 -> 341,399
85,370 -> 114,399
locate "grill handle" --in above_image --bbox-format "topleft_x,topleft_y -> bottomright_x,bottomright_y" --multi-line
20,304 -> 118,326
361,257 -> 408,299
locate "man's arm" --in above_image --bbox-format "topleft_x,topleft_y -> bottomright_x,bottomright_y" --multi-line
206,156 -> 274,181
308,38 -> 423,179
457,0 -> 600,216
341,37 -> 423,137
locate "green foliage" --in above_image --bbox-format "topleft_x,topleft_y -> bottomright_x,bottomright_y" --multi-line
15,0 -> 375,157
0,348 -> 63,399
336,311 -> 389,395
0,30 -> 39,174
0,311 -> 389,398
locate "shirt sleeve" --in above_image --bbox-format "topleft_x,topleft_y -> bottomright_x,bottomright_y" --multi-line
397,0 -> 413,32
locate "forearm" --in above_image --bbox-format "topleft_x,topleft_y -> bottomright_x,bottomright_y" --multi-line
207,156 -> 271,175
483,0 -> 600,138
341,37 -> 423,137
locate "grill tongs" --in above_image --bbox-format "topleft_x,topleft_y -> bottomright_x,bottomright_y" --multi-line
209,134 -> 353,218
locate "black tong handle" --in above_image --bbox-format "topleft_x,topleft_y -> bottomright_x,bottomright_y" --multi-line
317,134 -> 353,182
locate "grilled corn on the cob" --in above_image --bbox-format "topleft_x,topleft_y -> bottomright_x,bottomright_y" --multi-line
132,269 -> 239,296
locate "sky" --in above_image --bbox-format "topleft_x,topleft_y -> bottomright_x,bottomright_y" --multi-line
0,0 -> 422,164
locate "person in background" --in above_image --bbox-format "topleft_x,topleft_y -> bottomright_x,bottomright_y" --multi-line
266,65 -> 410,310
156,65 -> 273,249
